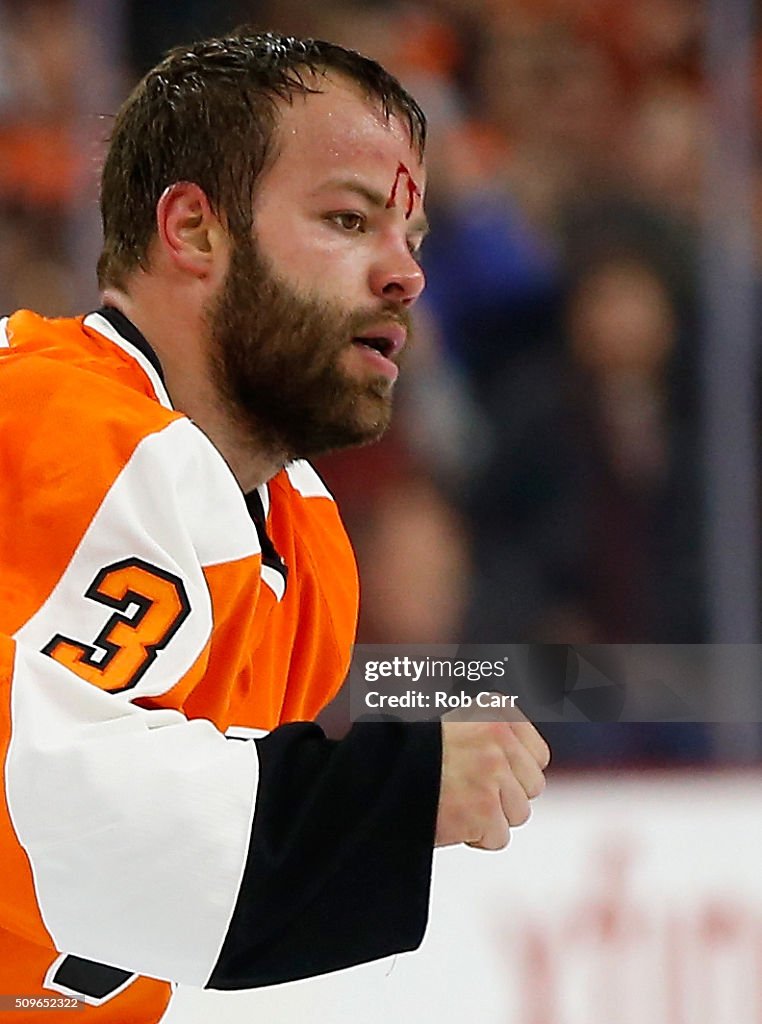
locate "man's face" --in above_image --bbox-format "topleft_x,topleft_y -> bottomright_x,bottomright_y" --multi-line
207,75 -> 428,463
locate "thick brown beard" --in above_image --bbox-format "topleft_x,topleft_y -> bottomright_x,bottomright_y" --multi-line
206,233 -> 410,463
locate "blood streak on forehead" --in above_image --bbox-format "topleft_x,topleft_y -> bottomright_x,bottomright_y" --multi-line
385,162 -> 422,219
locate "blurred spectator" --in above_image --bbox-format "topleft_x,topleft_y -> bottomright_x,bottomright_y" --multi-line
623,79 -> 706,218
464,222 -> 704,644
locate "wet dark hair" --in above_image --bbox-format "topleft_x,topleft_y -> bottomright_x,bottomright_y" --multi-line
97,29 -> 427,289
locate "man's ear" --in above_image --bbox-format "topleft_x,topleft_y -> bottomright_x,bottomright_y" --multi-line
155,182 -> 227,278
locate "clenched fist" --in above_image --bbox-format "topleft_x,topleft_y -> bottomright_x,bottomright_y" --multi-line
435,709 -> 550,851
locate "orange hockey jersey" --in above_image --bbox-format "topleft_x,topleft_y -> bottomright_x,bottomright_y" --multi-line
0,309 -> 441,1022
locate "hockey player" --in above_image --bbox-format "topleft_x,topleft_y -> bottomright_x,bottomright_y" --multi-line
0,30 -> 549,1021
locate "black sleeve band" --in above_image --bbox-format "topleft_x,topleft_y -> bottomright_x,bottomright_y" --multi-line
208,720 -> 442,989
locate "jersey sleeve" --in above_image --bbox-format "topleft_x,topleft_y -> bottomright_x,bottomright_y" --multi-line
0,393 -> 441,993
211,720 -> 441,988
3,637 -> 441,990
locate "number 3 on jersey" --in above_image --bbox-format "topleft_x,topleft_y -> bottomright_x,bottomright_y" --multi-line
43,557 -> 191,693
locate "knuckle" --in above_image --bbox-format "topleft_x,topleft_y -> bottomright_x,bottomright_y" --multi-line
477,793 -> 500,822
481,747 -> 506,775
483,721 -> 511,743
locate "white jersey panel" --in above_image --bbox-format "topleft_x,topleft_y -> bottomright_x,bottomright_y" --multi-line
168,417 -> 260,568
284,460 -> 334,500
5,641 -> 259,986
260,565 -> 286,602
256,482 -> 270,518
15,417 -> 260,701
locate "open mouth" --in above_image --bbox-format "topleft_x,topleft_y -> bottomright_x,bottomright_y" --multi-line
352,322 -> 407,359
352,336 -> 395,359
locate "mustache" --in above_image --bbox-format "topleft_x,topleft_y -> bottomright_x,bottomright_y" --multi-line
346,306 -> 412,335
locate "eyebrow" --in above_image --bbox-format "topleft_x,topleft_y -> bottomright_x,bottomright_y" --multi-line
316,178 -> 430,237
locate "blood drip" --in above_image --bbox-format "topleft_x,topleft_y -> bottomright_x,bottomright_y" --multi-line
385,162 -> 421,219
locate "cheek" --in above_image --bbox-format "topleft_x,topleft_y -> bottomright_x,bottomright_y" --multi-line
280,247 -> 368,302
253,210 -> 370,303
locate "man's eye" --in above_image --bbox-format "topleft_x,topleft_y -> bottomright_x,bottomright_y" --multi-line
331,212 -> 366,232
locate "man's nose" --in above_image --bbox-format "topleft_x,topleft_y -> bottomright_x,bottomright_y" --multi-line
368,248 -> 426,306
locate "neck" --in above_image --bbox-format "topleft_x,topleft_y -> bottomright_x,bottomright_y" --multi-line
101,284 -> 287,492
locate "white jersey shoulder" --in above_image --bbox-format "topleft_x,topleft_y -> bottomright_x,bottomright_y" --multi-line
15,417 -> 261,702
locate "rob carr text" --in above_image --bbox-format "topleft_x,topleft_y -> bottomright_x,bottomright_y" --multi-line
364,690 -> 519,710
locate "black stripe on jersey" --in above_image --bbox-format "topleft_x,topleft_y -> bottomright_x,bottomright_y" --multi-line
51,954 -> 135,1002
208,720 -> 441,989
245,490 -> 289,589
96,306 -> 167,384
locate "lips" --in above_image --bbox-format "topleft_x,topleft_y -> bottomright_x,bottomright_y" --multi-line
351,322 -> 407,359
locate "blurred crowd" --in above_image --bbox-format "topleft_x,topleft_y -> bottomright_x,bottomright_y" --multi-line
0,0 -> 753,761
